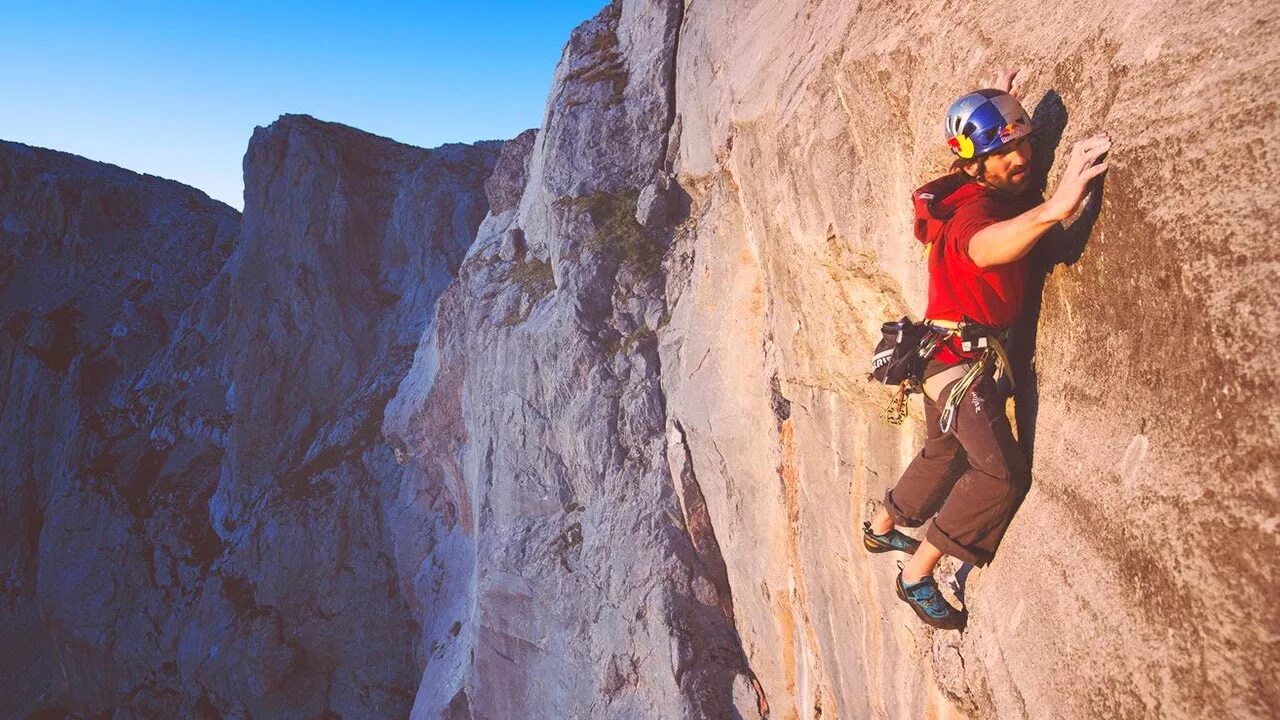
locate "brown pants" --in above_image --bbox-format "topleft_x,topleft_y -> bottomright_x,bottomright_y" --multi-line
883,366 -> 1031,567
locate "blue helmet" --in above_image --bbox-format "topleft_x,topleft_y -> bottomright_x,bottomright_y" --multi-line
945,89 -> 1032,159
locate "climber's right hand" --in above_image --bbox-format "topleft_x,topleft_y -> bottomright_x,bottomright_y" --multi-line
1044,133 -> 1112,221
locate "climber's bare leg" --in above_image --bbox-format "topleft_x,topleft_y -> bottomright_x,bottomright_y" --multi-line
869,507 -> 895,535
901,540 -> 945,584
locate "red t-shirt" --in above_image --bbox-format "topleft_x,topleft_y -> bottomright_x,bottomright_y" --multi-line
918,179 -> 1039,363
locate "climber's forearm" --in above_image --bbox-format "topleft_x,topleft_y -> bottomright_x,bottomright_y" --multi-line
966,204 -> 1059,268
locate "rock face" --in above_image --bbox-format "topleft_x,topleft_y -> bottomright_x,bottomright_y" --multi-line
203,116 -> 499,718
1,119 -> 500,718
387,0 -> 1278,718
4,0 -> 1278,718
384,2 -> 767,717
654,2 -> 1277,718
635,175 -> 672,228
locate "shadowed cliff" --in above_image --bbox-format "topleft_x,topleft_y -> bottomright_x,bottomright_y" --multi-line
389,0 -> 1277,717
1,118 -> 501,718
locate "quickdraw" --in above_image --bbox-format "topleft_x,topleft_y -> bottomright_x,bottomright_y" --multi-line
885,378 -> 919,425
880,326 -> 945,425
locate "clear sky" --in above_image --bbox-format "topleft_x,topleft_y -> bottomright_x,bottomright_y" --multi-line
0,1 -> 607,209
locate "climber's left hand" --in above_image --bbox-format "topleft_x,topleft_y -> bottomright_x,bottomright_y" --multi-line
992,68 -> 1021,98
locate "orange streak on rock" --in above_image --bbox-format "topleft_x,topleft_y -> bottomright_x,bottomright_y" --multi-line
777,416 -> 837,717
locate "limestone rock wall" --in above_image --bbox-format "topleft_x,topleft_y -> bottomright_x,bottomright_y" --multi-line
0,140 -> 240,718
657,0 -> 1278,718
386,2 -> 769,717
3,0 -> 1276,717
197,116 -> 500,718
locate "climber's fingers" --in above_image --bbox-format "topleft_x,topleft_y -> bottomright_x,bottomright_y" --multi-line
1080,161 -> 1109,181
993,68 -> 1021,97
1067,134 -> 1112,173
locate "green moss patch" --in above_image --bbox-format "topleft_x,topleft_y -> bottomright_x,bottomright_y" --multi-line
559,190 -> 663,277
499,256 -> 556,327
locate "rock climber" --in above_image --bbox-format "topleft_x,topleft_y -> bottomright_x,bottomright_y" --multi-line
862,70 -> 1111,630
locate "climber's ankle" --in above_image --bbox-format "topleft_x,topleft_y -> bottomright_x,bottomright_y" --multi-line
900,540 -> 944,585
869,508 -> 895,536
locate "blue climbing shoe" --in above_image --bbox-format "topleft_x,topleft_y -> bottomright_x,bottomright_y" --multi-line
895,571 -> 967,630
862,521 -> 920,555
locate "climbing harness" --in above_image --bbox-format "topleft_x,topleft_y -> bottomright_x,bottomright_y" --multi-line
870,317 -> 1015,430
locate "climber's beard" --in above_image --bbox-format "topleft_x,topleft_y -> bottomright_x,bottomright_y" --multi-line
974,135 -> 1035,195
982,162 -> 1032,195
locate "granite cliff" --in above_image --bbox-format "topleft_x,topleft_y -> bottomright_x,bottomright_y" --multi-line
3,0 -> 1277,718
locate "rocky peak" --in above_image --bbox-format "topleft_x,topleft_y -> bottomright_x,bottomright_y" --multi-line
485,128 -> 538,215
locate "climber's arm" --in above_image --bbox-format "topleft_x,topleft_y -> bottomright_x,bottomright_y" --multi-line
969,133 -> 1111,269
966,205 -> 1060,268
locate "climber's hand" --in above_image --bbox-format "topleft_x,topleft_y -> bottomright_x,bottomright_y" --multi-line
1044,133 -> 1112,221
993,68 -> 1021,98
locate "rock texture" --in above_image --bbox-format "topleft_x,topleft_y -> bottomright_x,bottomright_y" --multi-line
4,0 -> 1278,718
202,116 -> 499,718
655,2 -> 1278,718
384,2 -> 769,717
0,140 -> 240,719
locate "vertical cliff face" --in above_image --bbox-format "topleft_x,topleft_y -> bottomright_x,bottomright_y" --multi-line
391,0 -> 1277,718
187,116 -> 501,718
657,1 -> 1277,718
386,2 -> 769,717
1,120 -> 501,718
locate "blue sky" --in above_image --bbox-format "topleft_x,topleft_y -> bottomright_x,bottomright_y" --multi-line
0,1 -> 607,209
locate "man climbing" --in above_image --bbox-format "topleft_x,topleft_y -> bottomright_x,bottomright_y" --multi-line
862,70 -> 1111,629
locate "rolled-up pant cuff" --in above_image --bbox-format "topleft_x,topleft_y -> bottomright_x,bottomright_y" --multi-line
926,522 -> 992,567
883,489 -> 929,528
